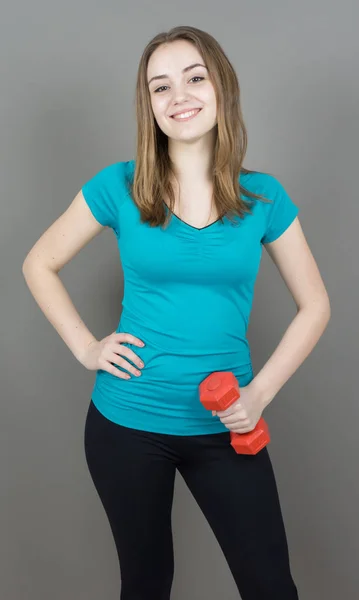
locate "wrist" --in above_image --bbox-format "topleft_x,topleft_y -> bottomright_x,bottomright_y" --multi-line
76,336 -> 98,364
248,378 -> 275,410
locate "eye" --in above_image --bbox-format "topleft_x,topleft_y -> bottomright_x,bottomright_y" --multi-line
153,76 -> 205,94
153,85 -> 169,94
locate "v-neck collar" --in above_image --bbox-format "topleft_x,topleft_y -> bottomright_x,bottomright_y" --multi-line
163,201 -> 224,232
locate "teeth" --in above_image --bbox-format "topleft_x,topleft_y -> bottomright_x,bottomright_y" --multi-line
173,109 -> 200,120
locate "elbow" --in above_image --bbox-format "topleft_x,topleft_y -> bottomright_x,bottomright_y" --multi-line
22,256 -> 30,274
22,256 -> 29,273
297,293 -> 331,320
22,255 -> 35,275
320,293 -> 331,320
312,300 -> 331,323
22,255 -> 55,276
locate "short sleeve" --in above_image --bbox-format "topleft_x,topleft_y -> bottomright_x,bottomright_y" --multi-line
261,176 -> 299,244
81,162 -> 125,235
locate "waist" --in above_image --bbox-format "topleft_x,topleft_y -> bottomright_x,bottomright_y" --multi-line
109,332 -> 253,390
117,312 -> 250,357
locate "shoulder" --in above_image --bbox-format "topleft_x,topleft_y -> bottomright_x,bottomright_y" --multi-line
80,159 -> 135,231
88,159 -> 132,183
239,171 -> 285,199
82,159 -> 135,198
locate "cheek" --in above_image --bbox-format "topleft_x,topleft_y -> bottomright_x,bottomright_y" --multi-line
207,89 -> 217,108
151,96 -> 167,119
203,92 -> 217,119
200,86 -> 217,113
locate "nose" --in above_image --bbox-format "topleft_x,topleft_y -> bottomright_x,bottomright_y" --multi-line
171,82 -> 191,104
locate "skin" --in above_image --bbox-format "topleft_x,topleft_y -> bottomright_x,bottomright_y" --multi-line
147,39 -> 217,195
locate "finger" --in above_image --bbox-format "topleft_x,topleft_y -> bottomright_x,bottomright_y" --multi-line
217,411 -> 245,419
114,332 -> 145,347
230,424 -> 256,434
109,353 -> 142,377
112,343 -> 144,370
216,404 -> 242,417
220,415 -> 250,425
100,361 -> 132,380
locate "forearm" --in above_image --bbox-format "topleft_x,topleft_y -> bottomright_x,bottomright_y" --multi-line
22,262 -> 97,362
250,303 -> 331,409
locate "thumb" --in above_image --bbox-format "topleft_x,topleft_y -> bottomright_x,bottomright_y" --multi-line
212,410 -> 217,416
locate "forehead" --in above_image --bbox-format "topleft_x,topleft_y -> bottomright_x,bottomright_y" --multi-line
147,40 -> 204,76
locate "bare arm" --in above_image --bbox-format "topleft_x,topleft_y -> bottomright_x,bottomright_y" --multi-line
22,190 -> 105,363
251,218 -> 331,408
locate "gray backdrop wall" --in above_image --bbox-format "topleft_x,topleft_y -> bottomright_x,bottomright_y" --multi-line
3,1 -> 358,599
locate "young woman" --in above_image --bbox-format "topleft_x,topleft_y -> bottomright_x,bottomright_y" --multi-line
22,25 -> 330,600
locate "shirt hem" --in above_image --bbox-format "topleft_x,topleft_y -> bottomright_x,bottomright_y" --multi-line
89,392 -> 232,437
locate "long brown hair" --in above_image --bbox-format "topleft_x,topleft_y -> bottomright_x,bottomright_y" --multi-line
128,25 -> 273,229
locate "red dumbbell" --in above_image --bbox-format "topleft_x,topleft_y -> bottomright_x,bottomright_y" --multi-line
199,371 -> 270,455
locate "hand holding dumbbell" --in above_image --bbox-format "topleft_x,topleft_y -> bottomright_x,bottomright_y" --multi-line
199,371 -> 270,455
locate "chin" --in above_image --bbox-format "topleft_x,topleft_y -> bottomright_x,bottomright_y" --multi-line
167,123 -> 216,140
169,133 -> 207,144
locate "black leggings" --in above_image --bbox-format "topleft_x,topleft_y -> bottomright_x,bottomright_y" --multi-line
84,399 -> 299,600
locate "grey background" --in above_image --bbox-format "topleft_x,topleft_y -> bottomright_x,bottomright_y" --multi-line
3,1 -> 357,599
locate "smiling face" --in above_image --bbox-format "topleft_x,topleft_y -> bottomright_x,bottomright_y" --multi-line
147,40 -> 218,144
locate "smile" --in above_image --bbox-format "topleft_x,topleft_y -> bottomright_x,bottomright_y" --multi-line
171,108 -> 202,122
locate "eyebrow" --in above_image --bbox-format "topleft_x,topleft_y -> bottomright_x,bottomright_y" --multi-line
147,63 -> 207,86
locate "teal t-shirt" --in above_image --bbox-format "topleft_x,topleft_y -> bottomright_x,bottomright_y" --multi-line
81,159 -> 299,435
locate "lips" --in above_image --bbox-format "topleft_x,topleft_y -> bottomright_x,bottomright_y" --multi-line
170,108 -> 202,118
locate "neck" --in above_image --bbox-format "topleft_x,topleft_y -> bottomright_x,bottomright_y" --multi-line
167,128 -> 216,187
